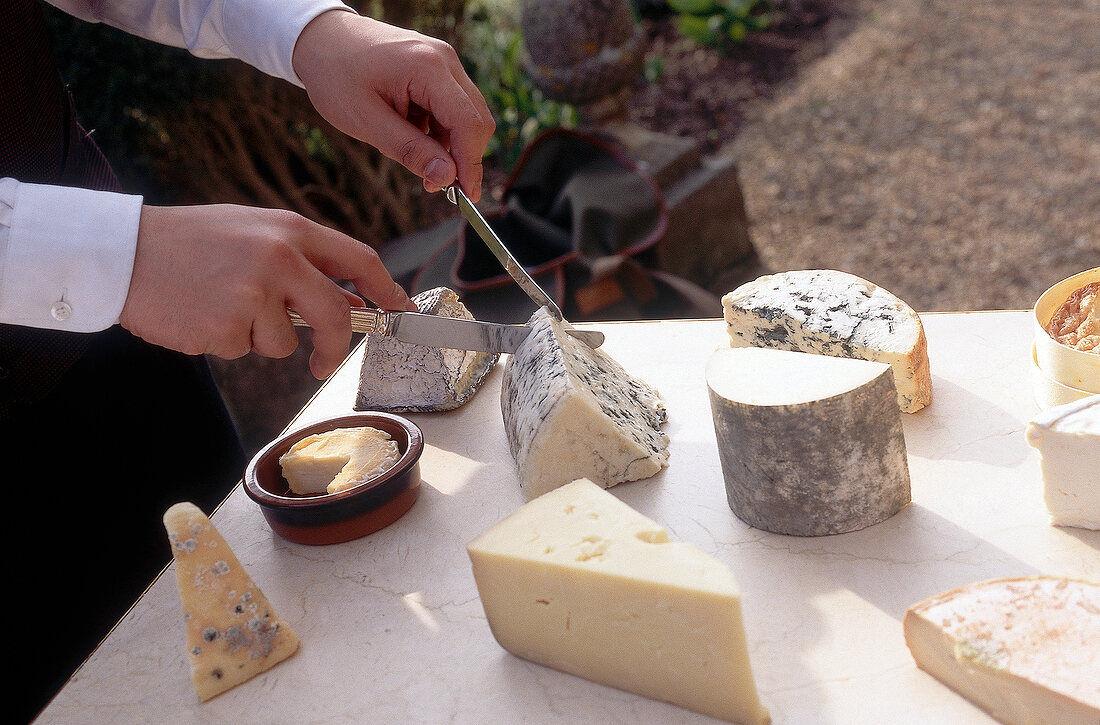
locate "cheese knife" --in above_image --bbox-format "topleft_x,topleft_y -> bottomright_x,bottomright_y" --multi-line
446,185 -> 565,320
288,308 -> 604,354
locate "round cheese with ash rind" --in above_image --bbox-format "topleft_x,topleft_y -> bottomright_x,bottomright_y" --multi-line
707,346 -> 911,536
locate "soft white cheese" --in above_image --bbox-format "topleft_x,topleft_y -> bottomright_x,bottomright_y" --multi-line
279,426 -> 400,495
1025,394 -> 1100,530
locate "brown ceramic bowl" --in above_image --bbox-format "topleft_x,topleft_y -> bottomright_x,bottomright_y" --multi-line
244,413 -> 424,545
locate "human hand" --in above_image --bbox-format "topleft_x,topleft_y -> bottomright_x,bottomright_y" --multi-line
121,204 -> 417,379
292,10 -> 495,202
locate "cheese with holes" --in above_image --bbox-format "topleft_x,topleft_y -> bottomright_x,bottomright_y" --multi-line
355,287 -> 496,412
279,425 -> 400,495
466,479 -> 770,725
500,308 -> 669,500
707,346 -> 911,535
164,502 -> 300,701
1025,394 -> 1100,530
722,269 -> 932,412
904,576 -> 1100,725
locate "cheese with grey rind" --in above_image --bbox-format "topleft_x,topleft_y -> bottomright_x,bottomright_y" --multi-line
707,346 -> 911,536
1025,394 -> 1100,530
467,479 -> 771,725
500,308 -> 669,500
904,576 -> 1100,725
355,287 -> 497,412
722,269 -> 932,412
164,502 -> 300,702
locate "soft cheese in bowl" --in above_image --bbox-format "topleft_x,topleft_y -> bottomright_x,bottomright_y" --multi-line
1033,267 -> 1100,403
244,413 -> 423,545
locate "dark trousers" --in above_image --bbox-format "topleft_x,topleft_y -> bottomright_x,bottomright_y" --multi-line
3,326 -> 246,723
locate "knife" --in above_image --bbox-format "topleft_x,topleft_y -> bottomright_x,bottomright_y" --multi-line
446,185 -> 565,320
287,308 -> 604,354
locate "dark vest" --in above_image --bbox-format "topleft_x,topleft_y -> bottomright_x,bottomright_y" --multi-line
0,0 -> 124,418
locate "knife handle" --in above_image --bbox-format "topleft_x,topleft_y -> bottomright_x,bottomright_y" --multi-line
287,308 -> 390,335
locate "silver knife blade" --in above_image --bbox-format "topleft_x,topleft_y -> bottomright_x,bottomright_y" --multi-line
288,309 -> 604,353
446,185 -> 564,320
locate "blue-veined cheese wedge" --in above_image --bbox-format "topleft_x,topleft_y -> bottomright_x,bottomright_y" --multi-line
466,479 -> 770,725
904,576 -> 1100,725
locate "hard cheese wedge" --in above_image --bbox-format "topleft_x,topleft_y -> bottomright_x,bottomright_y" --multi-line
466,479 -> 770,725
164,502 -> 300,701
904,576 -> 1100,725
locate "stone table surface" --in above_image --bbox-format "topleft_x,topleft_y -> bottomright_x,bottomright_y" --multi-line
36,311 -> 1099,724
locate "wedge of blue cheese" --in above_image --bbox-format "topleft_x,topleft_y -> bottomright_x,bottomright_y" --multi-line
722,270 -> 932,413
904,576 -> 1100,725
164,502 -> 300,702
500,308 -> 669,500
355,287 -> 497,412
467,479 -> 771,725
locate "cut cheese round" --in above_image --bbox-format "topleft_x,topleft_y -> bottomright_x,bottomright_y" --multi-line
355,287 -> 497,412
501,308 -> 669,500
278,425 -> 400,495
466,479 -> 771,725
706,346 -> 911,536
904,576 -> 1100,725
722,269 -> 932,412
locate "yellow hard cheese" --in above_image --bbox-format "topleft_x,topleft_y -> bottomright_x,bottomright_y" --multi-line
164,502 -> 300,701
466,479 -> 770,725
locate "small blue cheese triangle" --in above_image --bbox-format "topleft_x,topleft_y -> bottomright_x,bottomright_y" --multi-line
467,479 -> 770,725
722,269 -> 932,412
164,502 -> 300,701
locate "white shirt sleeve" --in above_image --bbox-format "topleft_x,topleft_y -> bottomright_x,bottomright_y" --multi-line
0,179 -> 143,332
44,0 -> 356,87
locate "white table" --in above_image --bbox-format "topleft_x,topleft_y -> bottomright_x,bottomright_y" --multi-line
36,311 -> 1099,724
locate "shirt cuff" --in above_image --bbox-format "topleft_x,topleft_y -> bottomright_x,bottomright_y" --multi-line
0,180 -> 143,333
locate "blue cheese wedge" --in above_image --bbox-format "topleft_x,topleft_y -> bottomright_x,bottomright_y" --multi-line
904,577 -> 1100,725
467,479 -> 771,725
722,270 -> 932,412
355,287 -> 497,412
1025,394 -> 1100,530
500,308 -> 669,500
279,425 -> 400,495
164,502 -> 300,702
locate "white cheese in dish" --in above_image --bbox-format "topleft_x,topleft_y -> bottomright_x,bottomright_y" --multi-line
500,308 -> 669,500
355,287 -> 497,412
706,346 -> 911,536
466,479 -> 770,725
279,425 -> 401,495
1025,394 -> 1100,530
722,269 -> 932,412
164,502 -> 300,702
904,576 -> 1100,725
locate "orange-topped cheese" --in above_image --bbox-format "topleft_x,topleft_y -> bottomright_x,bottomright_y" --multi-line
1046,281 -> 1099,352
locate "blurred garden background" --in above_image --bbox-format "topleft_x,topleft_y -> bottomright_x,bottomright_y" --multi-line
46,0 -> 1098,455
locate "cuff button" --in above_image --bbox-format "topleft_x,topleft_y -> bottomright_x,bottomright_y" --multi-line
50,300 -> 73,322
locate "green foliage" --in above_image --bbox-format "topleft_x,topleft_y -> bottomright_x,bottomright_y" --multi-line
461,3 -> 577,172
668,0 -> 773,48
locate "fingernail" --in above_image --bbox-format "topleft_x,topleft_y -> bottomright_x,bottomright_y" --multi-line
425,158 -> 452,189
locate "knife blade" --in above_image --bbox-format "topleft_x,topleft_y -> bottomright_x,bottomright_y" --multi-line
446,185 -> 565,320
288,308 -> 604,353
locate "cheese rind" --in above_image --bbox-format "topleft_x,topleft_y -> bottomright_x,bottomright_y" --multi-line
500,308 -> 669,499
279,425 -> 400,495
707,347 -> 911,536
467,479 -> 770,725
1025,394 -> 1100,530
355,287 -> 497,412
722,269 -> 932,412
904,576 -> 1100,725
164,502 -> 300,702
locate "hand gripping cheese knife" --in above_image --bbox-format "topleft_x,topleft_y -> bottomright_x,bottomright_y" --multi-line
287,308 -> 604,354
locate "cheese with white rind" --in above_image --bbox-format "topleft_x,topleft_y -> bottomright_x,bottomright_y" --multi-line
279,425 -> 400,495
466,479 -> 770,725
904,576 -> 1100,725
707,346 -> 911,536
722,269 -> 932,412
1025,394 -> 1100,530
355,287 -> 497,412
500,308 -> 669,500
164,502 -> 300,702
